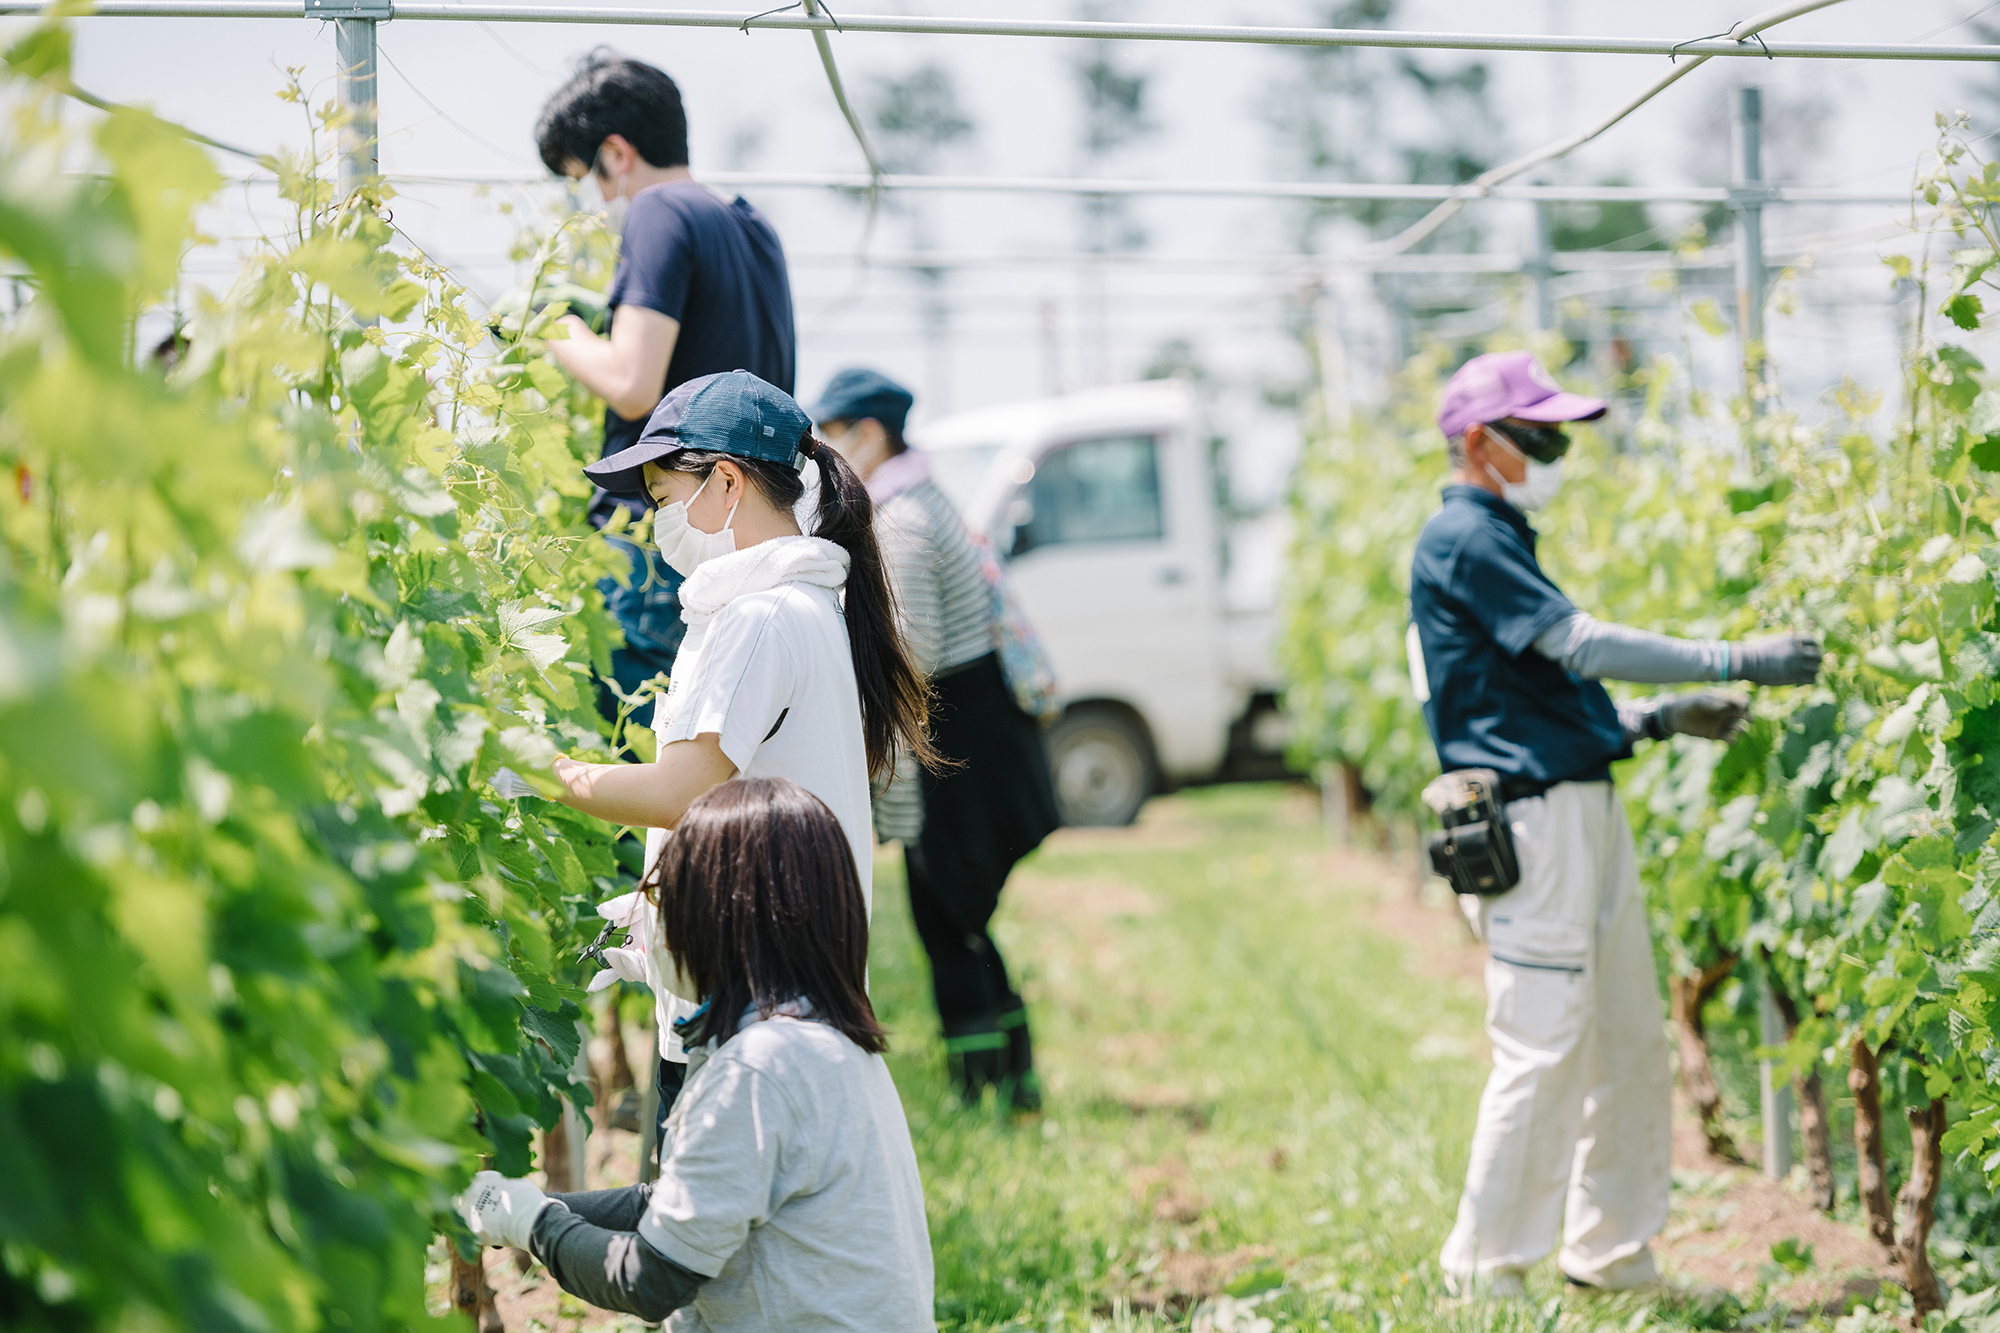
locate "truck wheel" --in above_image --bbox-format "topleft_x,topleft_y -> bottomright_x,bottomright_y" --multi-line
1046,706 -> 1155,827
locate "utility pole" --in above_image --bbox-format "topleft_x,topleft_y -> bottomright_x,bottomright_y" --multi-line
314,0 -> 389,198
1730,85 -> 1770,415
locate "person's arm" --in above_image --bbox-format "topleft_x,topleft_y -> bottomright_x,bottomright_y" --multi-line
552,733 -> 736,828
530,1191 -> 705,1322
1535,612 -> 1724,683
1535,611 -> 1822,686
878,502 -> 942,676
545,305 -> 681,422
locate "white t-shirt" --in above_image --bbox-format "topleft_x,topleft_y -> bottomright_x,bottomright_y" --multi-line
645,581 -> 874,1053
640,1015 -> 935,1333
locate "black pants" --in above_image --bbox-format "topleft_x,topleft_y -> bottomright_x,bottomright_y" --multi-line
905,843 -> 1022,1033
650,1057 -> 687,1171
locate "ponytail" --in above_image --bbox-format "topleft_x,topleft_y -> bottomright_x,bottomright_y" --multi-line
656,440 -> 939,782
800,439 -> 942,781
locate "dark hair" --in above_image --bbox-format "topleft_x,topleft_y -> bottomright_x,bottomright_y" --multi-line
654,440 -> 939,780
646,777 -> 885,1054
536,50 -> 690,176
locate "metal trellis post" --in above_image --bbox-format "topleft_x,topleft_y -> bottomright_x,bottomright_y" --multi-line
1527,187 -> 1555,332
314,0 -> 390,198
1731,86 -> 1770,416
1760,969 -> 1794,1181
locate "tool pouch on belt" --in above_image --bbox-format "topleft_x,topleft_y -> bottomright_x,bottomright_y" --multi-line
1420,768 -> 1520,897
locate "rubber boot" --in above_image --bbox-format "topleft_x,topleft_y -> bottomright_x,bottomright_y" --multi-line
943,1024 -> 1008,1104
999,1004 -> 1042,1112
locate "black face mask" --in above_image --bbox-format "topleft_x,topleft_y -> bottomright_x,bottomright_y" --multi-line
1487,421 -> 1571,464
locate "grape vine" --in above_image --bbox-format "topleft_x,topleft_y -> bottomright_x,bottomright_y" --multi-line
1,22 -> 640,1330
1281,115 -> 2000,1319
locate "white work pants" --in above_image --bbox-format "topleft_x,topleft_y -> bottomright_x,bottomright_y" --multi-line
1439,781 -> 1673,1289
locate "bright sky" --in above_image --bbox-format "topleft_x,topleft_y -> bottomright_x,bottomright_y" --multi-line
14,0 -> 2000,498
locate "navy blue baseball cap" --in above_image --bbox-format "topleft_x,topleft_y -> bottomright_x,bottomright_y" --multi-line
811,366 -> 914,436
583,370 -> 813,498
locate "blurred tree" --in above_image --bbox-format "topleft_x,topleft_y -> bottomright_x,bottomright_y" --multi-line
865,63 -> 977,410
1262,0 -> 1501,246
871,63 -> 974,174
1072,3 -> 1157,384
1546,193 -> 1666,252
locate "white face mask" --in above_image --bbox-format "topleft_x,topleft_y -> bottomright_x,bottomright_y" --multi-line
654,472 -> 739,576
582,168 -> 630,232
1485,429 -> 1564,512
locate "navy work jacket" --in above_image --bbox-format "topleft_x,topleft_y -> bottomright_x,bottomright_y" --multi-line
1408,485 -> 1629,786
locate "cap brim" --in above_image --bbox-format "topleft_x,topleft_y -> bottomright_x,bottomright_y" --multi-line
1511,391 -> 1608,424
582,437 -> 680,497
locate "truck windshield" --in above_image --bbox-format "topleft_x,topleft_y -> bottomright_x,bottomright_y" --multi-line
926,444 -> 1002,516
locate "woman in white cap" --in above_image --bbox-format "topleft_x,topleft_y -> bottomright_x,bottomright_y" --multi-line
548,369 -> 936,1127
813,367 -> 1061,1111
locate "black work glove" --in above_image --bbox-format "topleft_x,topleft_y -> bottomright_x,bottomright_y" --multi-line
486,282 -> 609,343
1729,633 -> 1823,687
1655,689 -> 1751,741
1623,690 -> 1751,744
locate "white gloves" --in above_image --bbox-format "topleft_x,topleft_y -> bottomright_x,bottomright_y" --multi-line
587,890 -> 699,1003
457,1170 -> 552,1250
586,891 -> 652,995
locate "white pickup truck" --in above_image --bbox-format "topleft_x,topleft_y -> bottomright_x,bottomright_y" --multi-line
911,380 -> 1289,826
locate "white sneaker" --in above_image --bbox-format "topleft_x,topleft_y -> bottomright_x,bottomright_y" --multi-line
1560,1247 -> 1659,1292
1442,1269 -> 1527,1300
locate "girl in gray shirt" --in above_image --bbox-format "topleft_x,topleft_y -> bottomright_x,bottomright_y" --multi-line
458,777 -> 935,1332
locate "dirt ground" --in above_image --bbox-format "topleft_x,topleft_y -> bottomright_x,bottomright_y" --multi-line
1335,845 -> 1901,1316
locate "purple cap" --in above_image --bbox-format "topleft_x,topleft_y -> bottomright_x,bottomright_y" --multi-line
1436,351 -> 1607,440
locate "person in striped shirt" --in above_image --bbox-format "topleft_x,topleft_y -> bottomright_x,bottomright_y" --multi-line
814,368 -> 1061,1110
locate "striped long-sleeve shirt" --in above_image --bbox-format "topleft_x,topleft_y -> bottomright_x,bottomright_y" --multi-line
871,469 -> 996,841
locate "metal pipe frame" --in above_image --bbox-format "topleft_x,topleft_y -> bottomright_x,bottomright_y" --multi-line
3,2 -> 1999,62
237,169 -> 1909,208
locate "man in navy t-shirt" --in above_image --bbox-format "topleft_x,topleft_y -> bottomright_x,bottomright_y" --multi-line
534,53 -> 796,713
1409,352 -> 1822,1300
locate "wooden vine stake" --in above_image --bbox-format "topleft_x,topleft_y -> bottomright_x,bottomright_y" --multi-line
451,1247 -> 505,1333
1669,947 -> 1743,1162
1897,1097 -> 1948,1324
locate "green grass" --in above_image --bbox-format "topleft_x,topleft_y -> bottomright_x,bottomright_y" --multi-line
866,783 -> 1695,1332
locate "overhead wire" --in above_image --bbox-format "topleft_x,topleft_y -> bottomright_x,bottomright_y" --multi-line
1365,0 -> 1850,257
8,3 -> 2000,61
376,45 -> 538,166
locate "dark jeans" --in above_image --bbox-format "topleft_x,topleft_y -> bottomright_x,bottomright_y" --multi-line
595,535 -> 685,731
651,1057 -> 687,1171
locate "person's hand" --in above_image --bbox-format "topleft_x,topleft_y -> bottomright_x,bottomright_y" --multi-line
484,283 -> 608,344
456,1170 -> 551,1250
1657,689 -> 1751,741
1731,633 -> 1823,687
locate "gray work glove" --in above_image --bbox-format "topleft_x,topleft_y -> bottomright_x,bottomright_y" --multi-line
1730,633 -> 1823,687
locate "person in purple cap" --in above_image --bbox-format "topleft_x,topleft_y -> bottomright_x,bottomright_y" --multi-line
1410,351 -> 1822,1298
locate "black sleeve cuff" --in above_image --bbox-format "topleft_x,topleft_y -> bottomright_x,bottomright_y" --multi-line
530,1200 -> 705,1322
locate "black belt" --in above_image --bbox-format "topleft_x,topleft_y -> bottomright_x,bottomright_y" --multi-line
1499,777 -> 1555,803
